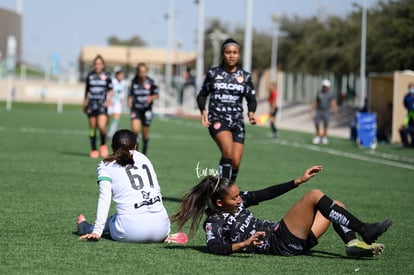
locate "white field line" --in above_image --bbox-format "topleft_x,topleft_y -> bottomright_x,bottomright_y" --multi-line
273,139 -> 414,170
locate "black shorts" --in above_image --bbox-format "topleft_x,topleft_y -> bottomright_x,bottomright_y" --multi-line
208,118 -> 245,144
269,219 -> 318,256
130,108 -> 153,127
85,103 -> 108,117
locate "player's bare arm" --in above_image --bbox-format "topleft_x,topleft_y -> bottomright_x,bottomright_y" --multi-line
294,165 -> 323,186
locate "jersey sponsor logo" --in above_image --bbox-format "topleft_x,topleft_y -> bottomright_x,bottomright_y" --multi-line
205,222 -> 215,241
89,79 -> 107,86
213,121 -> 221,130
216,106 -> 242,113
214,82 -> 244,91
288,242 -> 303,251
328,210 -> 350,226
215,75 -> 224,80
134,195 -> 161,209
236,75 -> 244,83
89,86 -> 106,93
239,213 -> 253,233
142,190 -> 150,199
212,93 -> 240,102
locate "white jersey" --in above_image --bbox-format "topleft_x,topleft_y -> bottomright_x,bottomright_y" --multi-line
108,78 -> 126,114
92,150 -> 170,242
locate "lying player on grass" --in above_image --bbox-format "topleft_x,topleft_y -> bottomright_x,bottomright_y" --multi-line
171,166 -> 391,257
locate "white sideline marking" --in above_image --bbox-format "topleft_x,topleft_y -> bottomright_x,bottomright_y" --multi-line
274,139 -> 414,170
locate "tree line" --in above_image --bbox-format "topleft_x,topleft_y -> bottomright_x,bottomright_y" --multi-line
108,0 -> 413,76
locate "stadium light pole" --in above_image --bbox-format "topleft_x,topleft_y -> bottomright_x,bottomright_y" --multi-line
165,0 -> 174,95
359,0 -> 367,110
209,28 -> 227,67
270,13 -> 280,84
195,0 -> 205,95
243,0 -> 253,72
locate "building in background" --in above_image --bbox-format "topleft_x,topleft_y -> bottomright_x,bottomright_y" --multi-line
78,45 -> 196,81
0,8 -> 22,66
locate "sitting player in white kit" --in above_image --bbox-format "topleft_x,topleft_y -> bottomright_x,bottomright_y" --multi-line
77,129 -> 187,244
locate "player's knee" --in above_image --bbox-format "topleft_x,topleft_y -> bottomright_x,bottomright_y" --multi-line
333,199 -> 345,208
305,189 -> 325,201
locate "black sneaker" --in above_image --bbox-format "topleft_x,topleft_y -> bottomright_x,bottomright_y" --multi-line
361,219 -> 392,244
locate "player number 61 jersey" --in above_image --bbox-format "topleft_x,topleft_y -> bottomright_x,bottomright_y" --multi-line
96,150 -> 165,215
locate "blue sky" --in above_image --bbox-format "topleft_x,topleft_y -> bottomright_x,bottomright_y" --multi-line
0,0 -> 378,70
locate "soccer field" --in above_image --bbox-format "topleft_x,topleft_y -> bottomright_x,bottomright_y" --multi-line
1,103 -> 413,274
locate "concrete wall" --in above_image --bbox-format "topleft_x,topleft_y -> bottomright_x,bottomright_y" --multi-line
0,78 -> 84,105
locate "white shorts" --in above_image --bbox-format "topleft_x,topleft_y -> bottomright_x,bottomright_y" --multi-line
108,102 -> 123,115
108,208 -> 170,242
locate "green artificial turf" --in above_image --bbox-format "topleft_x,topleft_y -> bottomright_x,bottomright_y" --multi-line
0,102 -> 413,274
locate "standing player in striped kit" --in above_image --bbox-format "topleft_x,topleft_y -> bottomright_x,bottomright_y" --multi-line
82,55 -> 113,158
196,38 -> 257,182
77,129 -> 187,244
128,63 -> 159,155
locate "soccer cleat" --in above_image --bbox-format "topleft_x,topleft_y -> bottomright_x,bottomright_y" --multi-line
361,219 -> 392,244
322,137 -> 329,145
346,239 -> 384,258
312,136 -> 321,144
164,232 -> 188,244
100,145 -> 108,158
89,150 -> 99,158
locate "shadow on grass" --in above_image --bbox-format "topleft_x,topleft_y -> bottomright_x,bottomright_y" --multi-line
162,196 -> 182,203
71,230 -> 113,241
163,245 -> 253,257
306,250 -> 375,261
164,245 -> 208,253
163,246 -> 378,260
61,151 -> 90,157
